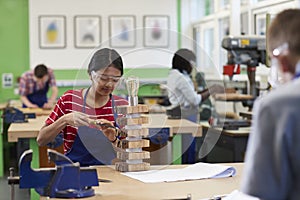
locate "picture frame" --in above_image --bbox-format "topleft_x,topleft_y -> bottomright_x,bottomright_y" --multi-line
39,15 -> 66,49
109,15 -> 136,48
143,15 -> 169,47
74,15 -> 101,48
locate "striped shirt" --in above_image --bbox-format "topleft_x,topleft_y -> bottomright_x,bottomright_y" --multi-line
45,89 -> 128,153
19,68 -> 56,96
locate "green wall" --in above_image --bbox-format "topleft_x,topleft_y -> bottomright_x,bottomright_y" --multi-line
0,0 -> 29,103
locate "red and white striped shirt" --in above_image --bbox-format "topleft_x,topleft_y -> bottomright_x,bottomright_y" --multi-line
45,89 -> 128,153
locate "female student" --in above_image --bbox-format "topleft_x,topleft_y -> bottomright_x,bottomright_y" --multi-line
37,48 -> 128,166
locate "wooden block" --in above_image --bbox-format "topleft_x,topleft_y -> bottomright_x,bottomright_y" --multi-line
116,104 -> 149,115
117,151 -> 150,160
117,139 -> 149,149
117,116 -> 149,126
115,162 -> 150,172
126,128 -> 149,137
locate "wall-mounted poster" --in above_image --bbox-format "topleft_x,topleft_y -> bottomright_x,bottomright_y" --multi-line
143,15 -> 169,47
109,15 -> 136,48
74,15 -> 101,48
39,15 -> 66,49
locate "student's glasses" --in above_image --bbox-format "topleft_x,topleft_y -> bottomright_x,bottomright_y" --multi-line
91,71 -> 121,83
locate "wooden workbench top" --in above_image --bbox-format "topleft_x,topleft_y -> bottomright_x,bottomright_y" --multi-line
7,114 -> 202,142
7,116 -> 48,142
41,163 -> 243,200
213,93 -> 254,101
18,108 -> 52,116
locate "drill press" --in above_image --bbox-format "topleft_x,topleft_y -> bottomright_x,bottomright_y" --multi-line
210,35 -> 267,129
222,35 -> 266,98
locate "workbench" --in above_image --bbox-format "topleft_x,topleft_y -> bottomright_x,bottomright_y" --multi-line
7,114 -> 201,200
200,122 -> 249,162
41,163 -> 243,200
8,114 -> 202,165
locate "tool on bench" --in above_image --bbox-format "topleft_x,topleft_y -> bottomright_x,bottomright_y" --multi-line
209,117 -> 252,130
2,107 -> 36,123
8,149 -> 99,198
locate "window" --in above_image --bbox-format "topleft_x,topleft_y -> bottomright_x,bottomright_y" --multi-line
219,17 -> 230,72
194,20 -> 216,73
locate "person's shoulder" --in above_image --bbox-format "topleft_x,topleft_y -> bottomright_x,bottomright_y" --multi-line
64,89 -> 82,95
47,68 -> 55,75
61,89 -> 83,100
168,69 -> 184,81
112,95 -> 127,101
47,67 -> 53,72
112,95 -> 128,105
260,79 -> 300,109
21,70 -> 33,77
169,69 -> 180,75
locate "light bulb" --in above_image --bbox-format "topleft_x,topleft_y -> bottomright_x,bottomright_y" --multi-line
126,76 -> 139,106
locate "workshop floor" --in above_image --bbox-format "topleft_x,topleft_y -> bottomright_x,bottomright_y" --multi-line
0,175 -> 30,200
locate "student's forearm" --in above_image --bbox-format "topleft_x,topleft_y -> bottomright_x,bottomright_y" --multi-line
20,95 -> 35,107
37,116 -> 67,146
49,86 -> 58,102
198,89 -> 210,101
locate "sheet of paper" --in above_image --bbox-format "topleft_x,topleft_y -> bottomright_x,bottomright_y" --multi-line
222,190 -> 260,200
121,162 -> 236,183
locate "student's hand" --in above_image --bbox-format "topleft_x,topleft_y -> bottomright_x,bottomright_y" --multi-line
42,102 -> 54,109
93,119 -> 117,142
64,112 -> 90,127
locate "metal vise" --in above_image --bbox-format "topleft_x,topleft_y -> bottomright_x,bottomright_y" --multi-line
15,149 -> 99,198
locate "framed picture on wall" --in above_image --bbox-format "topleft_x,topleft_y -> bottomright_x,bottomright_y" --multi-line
143,15 -> 169,47
109,15 -> 136,48
39,15 -> 66,49
74,15 -> 101,48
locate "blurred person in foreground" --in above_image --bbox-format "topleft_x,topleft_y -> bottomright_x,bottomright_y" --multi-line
238,9 -> 300,200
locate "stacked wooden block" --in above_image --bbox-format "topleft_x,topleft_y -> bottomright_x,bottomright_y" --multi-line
115,104 -> 150,172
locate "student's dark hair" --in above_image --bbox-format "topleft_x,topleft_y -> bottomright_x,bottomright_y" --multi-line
88,48 -> 123,75
34,64 -> 48,78
172,49 -> 196,74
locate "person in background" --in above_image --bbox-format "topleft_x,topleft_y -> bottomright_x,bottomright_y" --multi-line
239,9 -> 300,200
167,48 -> 224,164
37,48 -> 128,166
19,64 -> 58,109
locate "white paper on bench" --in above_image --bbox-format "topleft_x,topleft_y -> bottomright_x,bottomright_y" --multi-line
121,162 -> 236,183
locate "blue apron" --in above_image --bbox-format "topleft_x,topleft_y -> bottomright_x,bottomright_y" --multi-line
65,88 -> 117,166
23,81 -> 49,108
